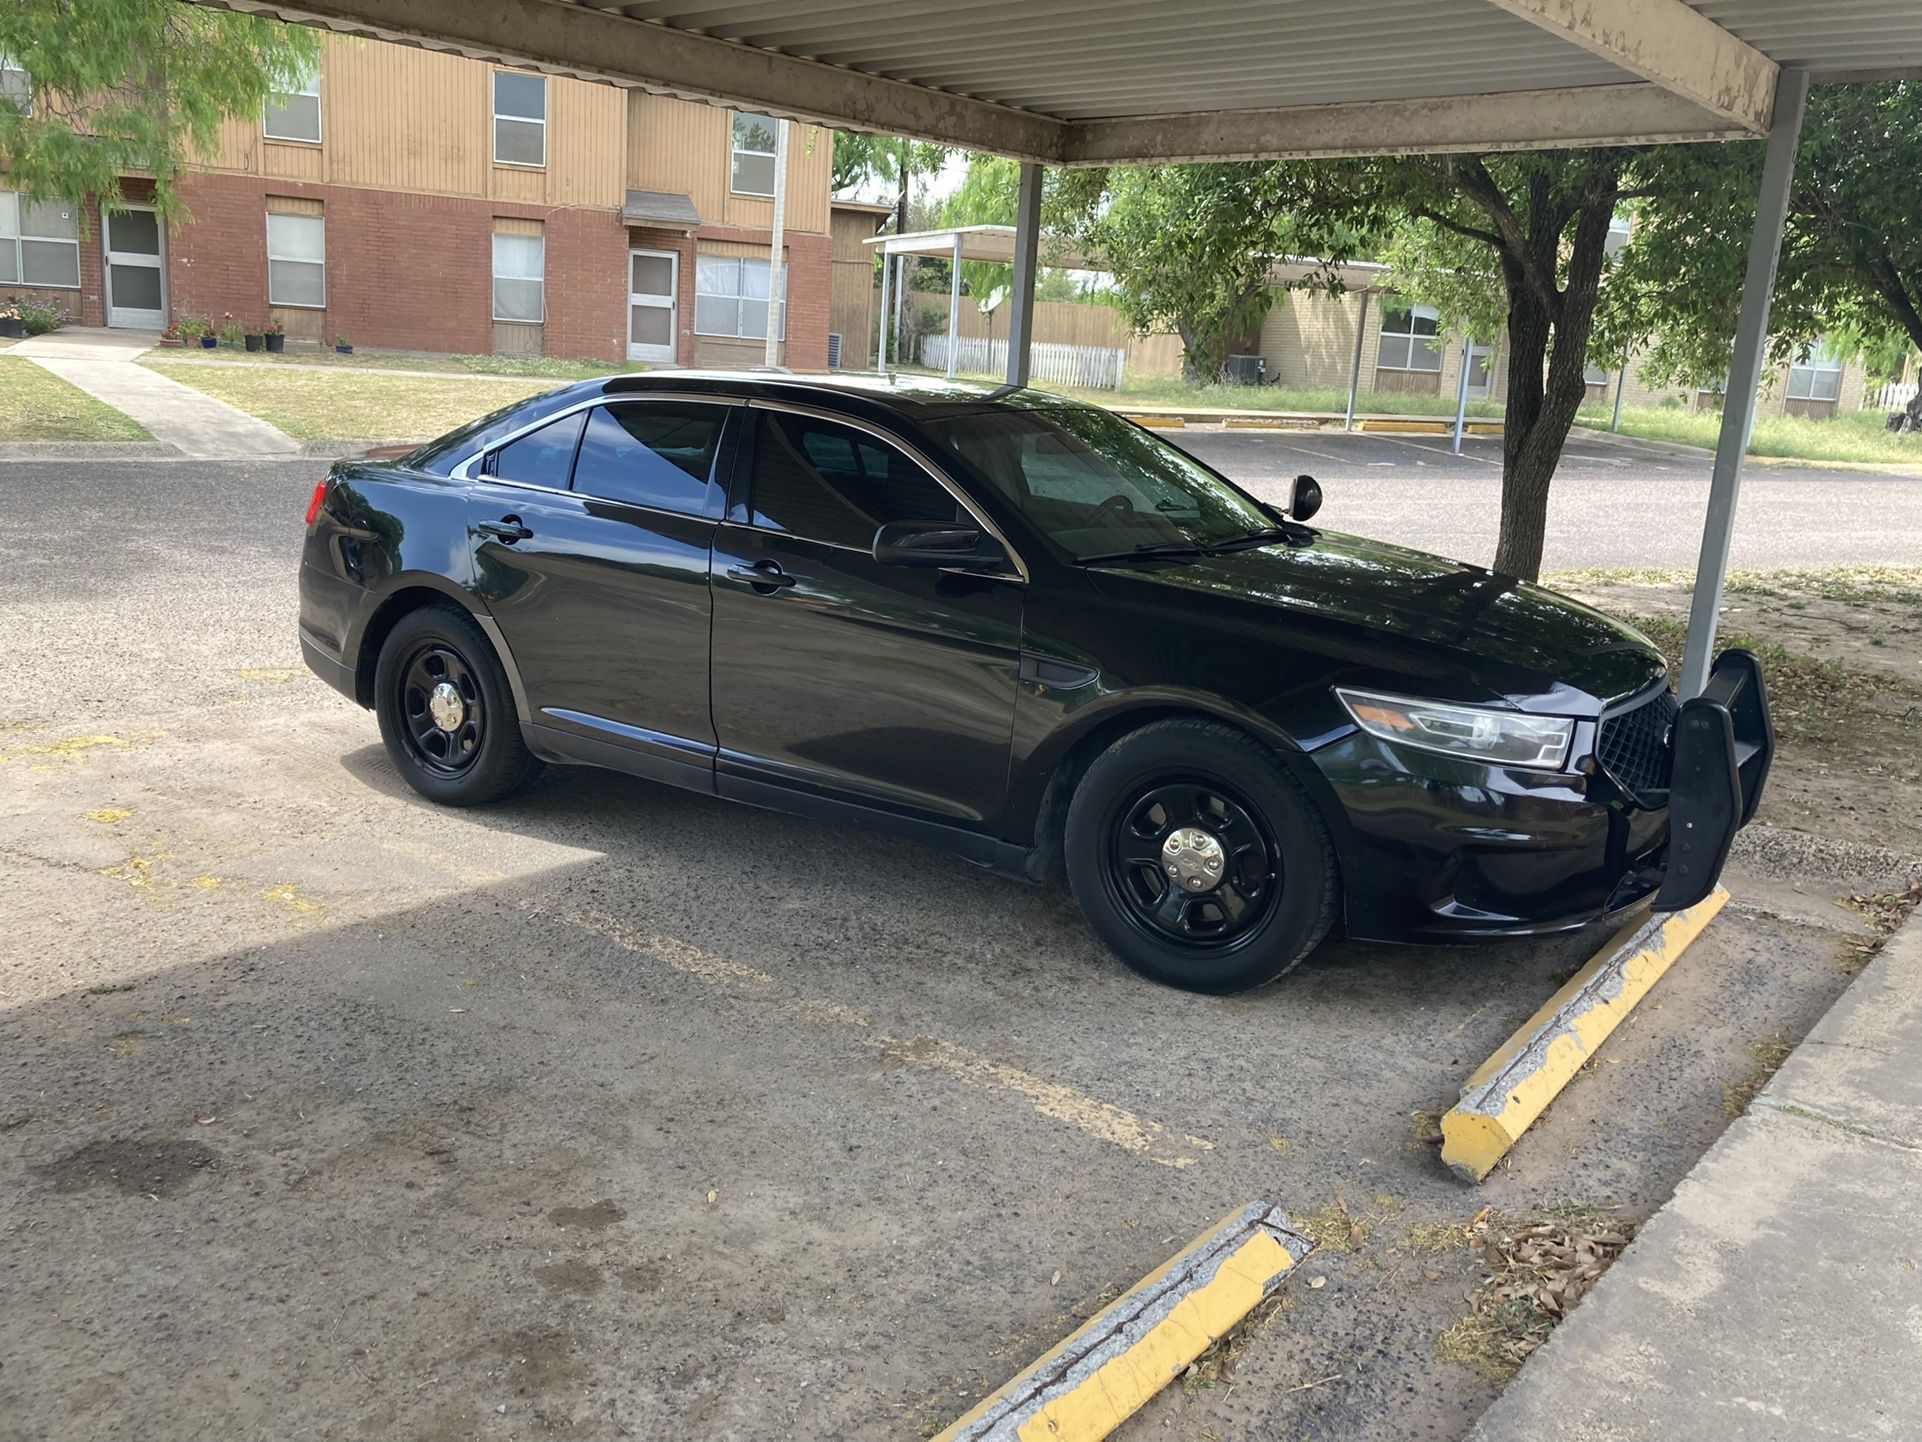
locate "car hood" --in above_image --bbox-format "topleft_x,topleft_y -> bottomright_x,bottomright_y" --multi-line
1090,530 -> 1666,710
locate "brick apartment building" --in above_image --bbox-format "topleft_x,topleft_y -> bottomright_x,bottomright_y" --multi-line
0,35 -> 834,368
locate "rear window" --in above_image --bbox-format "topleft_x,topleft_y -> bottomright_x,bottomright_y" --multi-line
490,411 -> 585,488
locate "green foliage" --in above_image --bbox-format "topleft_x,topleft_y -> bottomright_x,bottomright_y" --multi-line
1601,83 -> 1922,387
0,0 -> 320,222
4,293 -> 68,334
1054,162 -> 1377,380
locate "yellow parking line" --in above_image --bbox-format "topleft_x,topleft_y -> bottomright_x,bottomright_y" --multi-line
936,1202 -> 1313,1442
1441,887 -> 1730,1181
543,903 -> 1209,1168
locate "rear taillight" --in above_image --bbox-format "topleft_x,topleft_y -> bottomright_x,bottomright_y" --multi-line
304,479 -> 329,528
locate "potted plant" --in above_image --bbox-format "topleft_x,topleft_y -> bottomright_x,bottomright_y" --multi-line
334,332 -> 353,355
263,317 -> 285,354
243,322 -> 264,353
159,324 -> 183,348
179,315 -> 212,348
219,312 -> 243,347
0,302 -> 22,340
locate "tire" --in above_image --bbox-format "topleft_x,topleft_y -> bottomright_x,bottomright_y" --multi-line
373,603 -> 543,806
1064,718 -> 1338,994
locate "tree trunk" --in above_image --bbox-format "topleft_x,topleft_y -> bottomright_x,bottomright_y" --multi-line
1494,274 -> 1555,580
1486,164 -> 1620,581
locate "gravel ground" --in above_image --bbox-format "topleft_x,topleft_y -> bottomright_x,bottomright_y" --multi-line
0,452 -> 1911,1442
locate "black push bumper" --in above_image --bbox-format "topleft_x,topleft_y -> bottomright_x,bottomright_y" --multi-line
1653,649 -> 1774,912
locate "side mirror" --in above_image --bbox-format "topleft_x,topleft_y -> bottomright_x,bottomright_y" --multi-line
872,519 -> 1002,569
1288,473 -> 1323,523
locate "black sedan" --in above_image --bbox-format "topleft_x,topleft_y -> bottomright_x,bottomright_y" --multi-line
298,374 -> 1770,992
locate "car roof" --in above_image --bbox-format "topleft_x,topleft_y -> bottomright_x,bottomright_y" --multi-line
399,370 -> 1088,476
576,370 -> 1085,422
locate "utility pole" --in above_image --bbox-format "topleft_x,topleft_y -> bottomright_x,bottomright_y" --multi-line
763,118 -> 790,368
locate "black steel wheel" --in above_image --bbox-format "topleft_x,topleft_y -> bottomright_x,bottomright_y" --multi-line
1064,719 -> 1339,993
397,642 -> 486,776
374,604 -> 543,806
1107,780 -> 1279,949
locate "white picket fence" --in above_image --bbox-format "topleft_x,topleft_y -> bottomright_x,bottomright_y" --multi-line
1872,379 -> 1919,411
920,334 -> 1127,390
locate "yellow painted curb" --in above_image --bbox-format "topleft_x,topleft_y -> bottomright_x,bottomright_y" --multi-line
1466,422 -> 1505,435
1122,414 -> 1186,428
935,1203 -> 1312,1442
1359,418 -> 1446,433
1441,887 -> 1730,1183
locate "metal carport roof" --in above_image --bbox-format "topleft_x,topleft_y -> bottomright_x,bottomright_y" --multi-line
197,0 -> 1922,160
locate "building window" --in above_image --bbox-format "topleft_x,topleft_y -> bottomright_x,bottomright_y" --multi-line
1377,299 -> 1442,372
0,191 -> 81,289
0,55 -> 29,116
493,228 -> 545,323
1787,342 -> 1844,403
266,210 -> 326,308
730,112 -> 778,196
264,57 -> 322,143
695,254 -> 786,339
493,72 -> 546,168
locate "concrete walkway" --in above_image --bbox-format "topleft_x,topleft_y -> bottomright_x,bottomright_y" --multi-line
12,329 -> 299,458
1470,904 -> 1922,1442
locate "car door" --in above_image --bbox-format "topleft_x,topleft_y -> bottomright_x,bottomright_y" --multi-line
466,397 -> 734,766
709,403 -> 1025,830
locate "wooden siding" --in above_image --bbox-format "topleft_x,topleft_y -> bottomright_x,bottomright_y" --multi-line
626,94 -> 831,235
200,35 -> 624,208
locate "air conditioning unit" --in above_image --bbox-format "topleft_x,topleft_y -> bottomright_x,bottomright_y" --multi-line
827,332 -> 843,368
1224,354 -> 1265,386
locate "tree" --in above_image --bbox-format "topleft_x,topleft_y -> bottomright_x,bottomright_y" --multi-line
1059,152 -> 1645,580
1054,163 -> 1365,384
0,1 -> 320,222
1600,84 -> 1922,404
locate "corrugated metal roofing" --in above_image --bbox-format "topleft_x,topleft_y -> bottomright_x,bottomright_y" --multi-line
1690,0 -> 1922,74
611,0 -> 1633,119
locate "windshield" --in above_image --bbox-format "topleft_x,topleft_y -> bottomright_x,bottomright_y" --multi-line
925,403 -> 1278,561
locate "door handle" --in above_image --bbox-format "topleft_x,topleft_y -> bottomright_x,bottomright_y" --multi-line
478,516 -> 533,543
725,560 -> 797,592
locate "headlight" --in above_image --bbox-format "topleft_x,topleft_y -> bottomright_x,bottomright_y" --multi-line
1335,688 -> 1574,770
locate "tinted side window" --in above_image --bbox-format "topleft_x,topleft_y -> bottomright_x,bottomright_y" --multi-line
571,402 -> 725,514
490,410 -> 584,488
750,412 -> 962,548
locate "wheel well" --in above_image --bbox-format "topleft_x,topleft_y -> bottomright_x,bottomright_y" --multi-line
1026,704 -> 1315,882
352,586 -> 465,707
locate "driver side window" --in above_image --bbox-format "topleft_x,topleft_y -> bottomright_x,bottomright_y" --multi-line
748,411 -> 964,549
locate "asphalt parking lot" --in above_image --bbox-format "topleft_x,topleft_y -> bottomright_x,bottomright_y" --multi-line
1,445 -> 1915,1441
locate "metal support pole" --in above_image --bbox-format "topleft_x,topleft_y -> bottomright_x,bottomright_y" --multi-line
1344,292 -> 1369,431
1452,336 -> 1473,455
1005,162 -> 1043,388
1681,69 -> 1810,698
763,119 -> 789,369
1611,365 -> 1628,432
895,255 -> 908,366
947,230 -> 963,380
875,241 -> 892,375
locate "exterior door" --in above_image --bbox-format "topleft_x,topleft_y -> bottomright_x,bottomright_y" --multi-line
709,406 -> 1024,829
103,206 -> 166,330
465,398 -> 732,764
627,249 -> 678,364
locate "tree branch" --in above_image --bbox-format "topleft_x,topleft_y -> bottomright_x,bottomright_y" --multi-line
1409,207 -> 1503,250
1445,157 -> 1561,319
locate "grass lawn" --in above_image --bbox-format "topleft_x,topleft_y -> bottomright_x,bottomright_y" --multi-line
143,359 -> 557,441
153,345 -> 631,382
0,357 -> 151,442
1576,402 -> 1922,468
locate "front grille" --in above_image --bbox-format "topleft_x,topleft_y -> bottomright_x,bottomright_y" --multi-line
1597,688 -> 1679,795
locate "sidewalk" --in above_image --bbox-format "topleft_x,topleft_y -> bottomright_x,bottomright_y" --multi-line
12,329 -> 299,458
1469,903 -> 1922,1442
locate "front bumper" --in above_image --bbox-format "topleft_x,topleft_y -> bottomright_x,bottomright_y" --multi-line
1308,650 -> 1772,943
